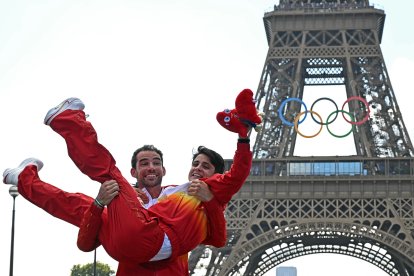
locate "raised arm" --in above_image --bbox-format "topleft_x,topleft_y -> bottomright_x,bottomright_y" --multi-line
206,88 -> 261,205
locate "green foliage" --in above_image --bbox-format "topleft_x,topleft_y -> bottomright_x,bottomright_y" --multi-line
71,261 -> 115,276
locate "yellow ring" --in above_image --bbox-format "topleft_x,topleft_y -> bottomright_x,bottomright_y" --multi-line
294,110 -> 323,138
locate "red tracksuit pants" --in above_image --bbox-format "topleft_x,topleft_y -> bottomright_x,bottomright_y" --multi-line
17,167 -> 94,227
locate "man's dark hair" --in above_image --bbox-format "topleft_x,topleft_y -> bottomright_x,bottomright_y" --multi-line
131,145 -> 164,168
192,146 -> 225,174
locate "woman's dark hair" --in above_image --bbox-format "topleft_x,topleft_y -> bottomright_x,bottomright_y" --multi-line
192,146 -> 225,174
131,145 -> 164,168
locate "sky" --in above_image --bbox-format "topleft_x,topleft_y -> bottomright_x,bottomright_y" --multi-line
0,1 -> 413,275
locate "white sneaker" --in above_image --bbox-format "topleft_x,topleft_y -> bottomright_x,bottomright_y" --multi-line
44,97 -> 85,125
3,158 -> 44,185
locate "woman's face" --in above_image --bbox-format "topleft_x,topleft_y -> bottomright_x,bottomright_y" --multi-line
188,153 -> 216,181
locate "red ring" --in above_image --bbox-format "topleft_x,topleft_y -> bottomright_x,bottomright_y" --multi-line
341,96 -> 370,125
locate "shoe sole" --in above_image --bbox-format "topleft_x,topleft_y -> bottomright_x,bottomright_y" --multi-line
44,97 -> 84,125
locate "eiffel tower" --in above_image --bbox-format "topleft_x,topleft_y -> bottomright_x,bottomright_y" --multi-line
188,0 -> 414,275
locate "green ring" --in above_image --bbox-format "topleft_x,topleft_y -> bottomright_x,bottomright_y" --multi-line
326,110 -> 355,138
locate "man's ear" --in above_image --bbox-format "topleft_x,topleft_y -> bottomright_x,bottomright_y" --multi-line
130,168 -> 138,178
162,166 -> 166,176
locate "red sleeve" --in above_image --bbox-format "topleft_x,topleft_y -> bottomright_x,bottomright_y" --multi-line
201,198 -> 227,247
204,142 -> 252,205
77,202 -> 103,252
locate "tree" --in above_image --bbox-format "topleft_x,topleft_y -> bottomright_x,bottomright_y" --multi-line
71,261 -> 115,276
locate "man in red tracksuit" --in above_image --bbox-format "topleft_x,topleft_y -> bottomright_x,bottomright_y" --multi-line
45,96 -> 252,264
3,94 -> 253,269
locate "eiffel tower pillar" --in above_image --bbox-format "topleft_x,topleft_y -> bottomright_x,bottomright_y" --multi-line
188,1 -> 414,276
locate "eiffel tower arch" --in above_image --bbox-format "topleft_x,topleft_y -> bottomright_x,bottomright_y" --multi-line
189,0 -> 414,275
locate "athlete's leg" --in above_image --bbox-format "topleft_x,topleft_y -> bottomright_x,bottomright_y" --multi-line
3,158 -> 93,227
19,165 -> 94,226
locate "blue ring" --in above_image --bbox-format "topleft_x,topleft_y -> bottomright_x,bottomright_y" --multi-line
278,98 -> 308,127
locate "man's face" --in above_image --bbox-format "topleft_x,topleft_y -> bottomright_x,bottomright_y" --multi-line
188,153 -> 216,181
131,150 -> 166,189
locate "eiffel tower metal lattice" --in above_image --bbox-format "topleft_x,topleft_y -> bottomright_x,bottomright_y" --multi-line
188,1 -> 414,275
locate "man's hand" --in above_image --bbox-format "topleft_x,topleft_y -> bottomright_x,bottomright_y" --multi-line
96,180 -> 119,206
188,180 -> 213,202
97,180 -> 150,205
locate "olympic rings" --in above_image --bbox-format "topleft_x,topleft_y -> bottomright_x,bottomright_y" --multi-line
325,110 -> 355,138
341,96 -> 370,125
278,98 -> 307,127
278,96 -> 370,138
294,110 -> 323,138
310,97 -> 338,125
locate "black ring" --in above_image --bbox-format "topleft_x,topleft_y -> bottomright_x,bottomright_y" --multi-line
310,97 -> 338,125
